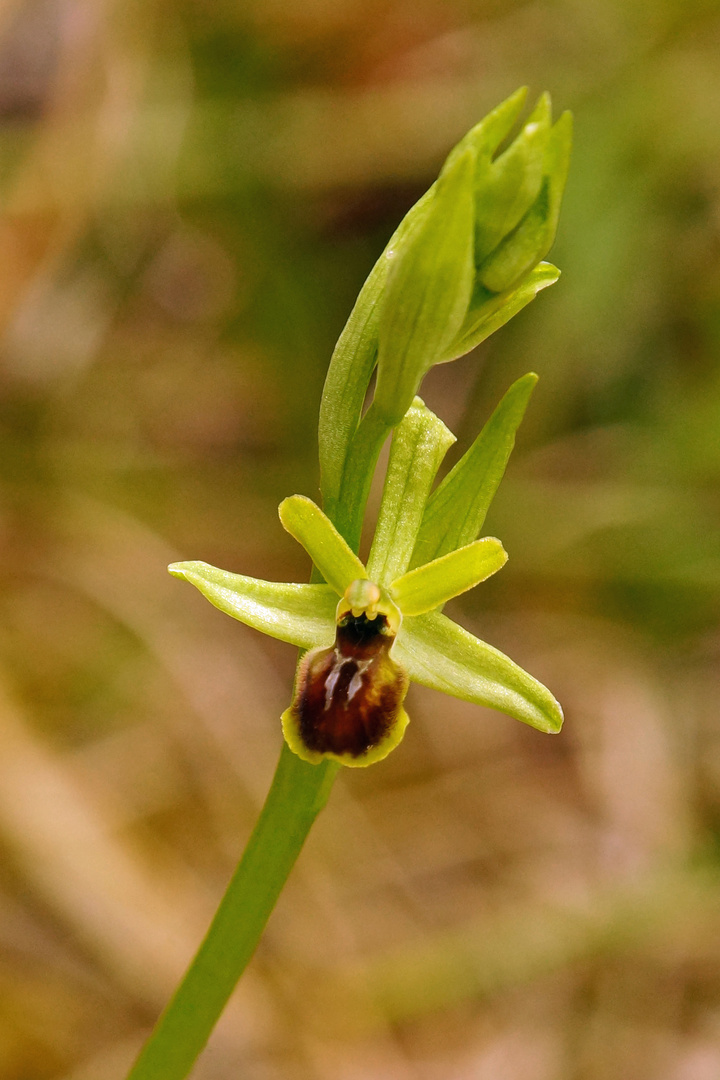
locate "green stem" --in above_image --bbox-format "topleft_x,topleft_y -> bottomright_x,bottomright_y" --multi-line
126,746 -> 339,1080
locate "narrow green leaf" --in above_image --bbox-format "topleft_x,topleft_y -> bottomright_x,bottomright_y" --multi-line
474,92 -> 552,265
373,148 -> 476,426
366,398 -> 455,587
444,262 -> 559,362
478,111 -> 572,293
391,537 -> 507,616
396,611 -> 563,733
168,561 -> 337,649
411,373 -> 537,567
279,495 -> 367,594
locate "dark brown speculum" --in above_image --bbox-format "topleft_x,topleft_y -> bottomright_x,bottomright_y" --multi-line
293,611 -> 408,759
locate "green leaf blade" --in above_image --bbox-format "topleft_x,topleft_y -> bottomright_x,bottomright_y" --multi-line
391,537 -> 507,616
411,372 -> 537,567
168,561 -> 337,649
396,611 -> 563,734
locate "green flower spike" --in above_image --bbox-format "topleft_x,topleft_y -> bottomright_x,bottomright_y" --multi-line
130,94 -> 570,1080
169,395 -> 563,768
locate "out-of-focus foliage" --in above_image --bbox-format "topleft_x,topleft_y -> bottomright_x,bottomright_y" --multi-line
1,1 -> 720,1078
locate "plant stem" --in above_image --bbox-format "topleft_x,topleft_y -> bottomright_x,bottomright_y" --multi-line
126,745 -> 339,1080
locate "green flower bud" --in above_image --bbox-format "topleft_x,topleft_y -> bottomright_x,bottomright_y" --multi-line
477,110 -> 573,293
370,92 -> 572,426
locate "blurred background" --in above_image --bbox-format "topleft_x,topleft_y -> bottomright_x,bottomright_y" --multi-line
1,1 -> 720,1077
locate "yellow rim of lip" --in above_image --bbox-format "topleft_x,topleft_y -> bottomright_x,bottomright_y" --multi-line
281,703 -> 410,768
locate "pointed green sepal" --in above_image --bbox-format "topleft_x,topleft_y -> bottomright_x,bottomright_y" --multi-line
373,148 -> 476,426
168,561 -> 337,649
411,373 -> 537,567
366,398 -> 455,586
391,537 -> 507,616
396,611 -> 563,734
278,495 -> 367,594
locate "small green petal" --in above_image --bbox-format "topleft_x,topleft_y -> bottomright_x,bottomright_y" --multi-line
396,611 -> 563,734
391,537 -> 507,616
411,373 -> 537,567
168,561 -> 337,649
366,398 -> 455,587
278,495 -> 367,594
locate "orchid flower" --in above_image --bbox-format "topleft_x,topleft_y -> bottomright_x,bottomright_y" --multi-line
169,391 -> 562,768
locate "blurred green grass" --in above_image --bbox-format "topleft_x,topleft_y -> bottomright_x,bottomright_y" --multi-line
1,1 -> 720,1078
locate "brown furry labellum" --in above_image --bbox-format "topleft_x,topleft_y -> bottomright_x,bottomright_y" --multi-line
282,596 -> 410,766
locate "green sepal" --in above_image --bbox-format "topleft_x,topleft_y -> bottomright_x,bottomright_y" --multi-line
168,561 -> 337,649
391,537 -> 507,616
396,611 -> 563,734
478,111 -> 572,293
473,92 -> 552,265
411,373 -> 537,567
442,262 -> 560,363
366,398 -> 455,586
279,495 -> 367,594
373,148 -> 476,426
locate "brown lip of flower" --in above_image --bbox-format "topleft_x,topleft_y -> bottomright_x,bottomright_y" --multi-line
288,608 -> 409,763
